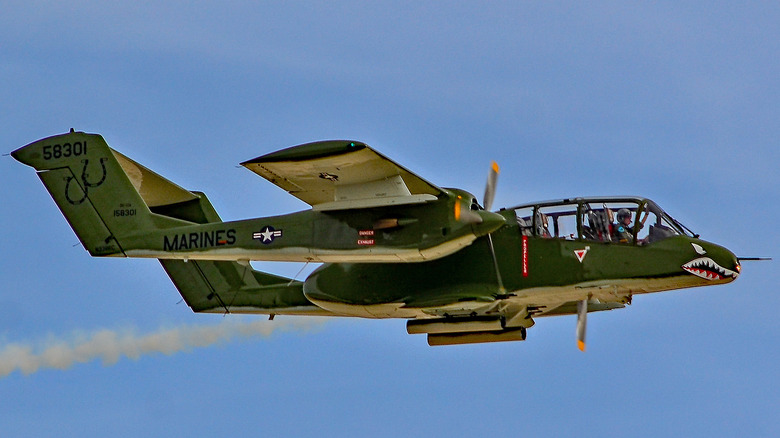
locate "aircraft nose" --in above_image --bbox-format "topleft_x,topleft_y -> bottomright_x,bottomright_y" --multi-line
719,245 -> 741,279
684,241 -> 741,282
729,251 -> 741,278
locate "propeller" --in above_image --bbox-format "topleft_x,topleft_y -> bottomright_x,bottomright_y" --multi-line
454,161 -> 504,228
483,161 -> 499,211
576,299 -> 587,352
482,162 -> 505,292
453,161 -> 500,224
451,161 -> 506,291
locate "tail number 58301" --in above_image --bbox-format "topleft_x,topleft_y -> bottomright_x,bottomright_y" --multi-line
43,141 -> 87,160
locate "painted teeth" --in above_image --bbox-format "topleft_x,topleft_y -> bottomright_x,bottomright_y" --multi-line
681,257 -> 737,281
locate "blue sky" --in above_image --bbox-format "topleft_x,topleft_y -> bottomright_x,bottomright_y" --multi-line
1,2 -> 777,436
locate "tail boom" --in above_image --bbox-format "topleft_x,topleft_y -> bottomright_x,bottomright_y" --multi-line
13,131 -> 332,317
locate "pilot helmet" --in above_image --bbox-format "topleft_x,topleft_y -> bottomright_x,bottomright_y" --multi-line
617,208 -> 632,222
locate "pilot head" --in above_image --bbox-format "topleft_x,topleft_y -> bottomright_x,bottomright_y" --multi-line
617,209 -> 632,225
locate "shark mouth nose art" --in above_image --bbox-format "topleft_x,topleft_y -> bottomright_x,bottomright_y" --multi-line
682,257 -> 738,281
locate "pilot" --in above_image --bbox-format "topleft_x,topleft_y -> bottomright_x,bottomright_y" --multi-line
614,209 -> 640,243
536,212 -> 552,237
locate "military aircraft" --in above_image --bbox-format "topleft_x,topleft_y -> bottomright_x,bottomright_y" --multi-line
12,130 -> 749,349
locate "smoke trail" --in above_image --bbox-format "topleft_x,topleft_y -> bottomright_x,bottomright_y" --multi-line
0,317 -> 325,378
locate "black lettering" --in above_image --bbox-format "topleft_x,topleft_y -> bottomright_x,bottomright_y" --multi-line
113,209 -> 135,217
94,245 -> 115,254
164,229 -> 236,251
203,230 -> 214,247
42,142 -> 90,160
164,235 -> 178,251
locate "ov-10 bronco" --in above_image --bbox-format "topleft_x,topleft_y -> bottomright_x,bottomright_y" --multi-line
12,130 -> 747,349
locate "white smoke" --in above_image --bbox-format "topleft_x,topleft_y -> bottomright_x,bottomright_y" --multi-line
0,317 -> 325,378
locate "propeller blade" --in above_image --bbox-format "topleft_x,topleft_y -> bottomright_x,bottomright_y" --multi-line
480,161 -> 505,292
483,161 -> 499,211
576,299 -> 587,352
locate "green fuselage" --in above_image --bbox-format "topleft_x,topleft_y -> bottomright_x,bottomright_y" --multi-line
119,192 -> 505,263
303,209 -> 739,318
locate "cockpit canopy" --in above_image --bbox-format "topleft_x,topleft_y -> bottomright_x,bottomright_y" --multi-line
506,197 -> 696,245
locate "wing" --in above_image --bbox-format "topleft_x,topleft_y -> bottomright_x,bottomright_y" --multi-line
241,140 -> 443,211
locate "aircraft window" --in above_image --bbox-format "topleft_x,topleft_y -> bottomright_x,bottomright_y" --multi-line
537,205 -> 578,240
514,207 -> 534,237
581,202 -> 640,244
511,199 -> 693,244
637,202 -> 682,244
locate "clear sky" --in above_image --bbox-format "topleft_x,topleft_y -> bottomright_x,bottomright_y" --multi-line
1,2 -> 777,437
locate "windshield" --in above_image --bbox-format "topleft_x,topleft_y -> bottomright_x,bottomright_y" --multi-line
512,198 -> 695,245
638,201 -> 695,242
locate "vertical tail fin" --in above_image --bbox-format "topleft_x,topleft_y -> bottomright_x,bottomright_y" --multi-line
12,131 -> 193,256
14,131 -> 329,316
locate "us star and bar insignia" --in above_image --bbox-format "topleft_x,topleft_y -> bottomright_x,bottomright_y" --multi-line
253,226 -> 283,244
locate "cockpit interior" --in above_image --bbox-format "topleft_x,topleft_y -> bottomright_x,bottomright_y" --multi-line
506,197 -> 696,245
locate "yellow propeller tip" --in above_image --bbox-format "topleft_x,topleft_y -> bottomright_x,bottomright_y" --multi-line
577,340 -> 586,352
491,161 -> 500,173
